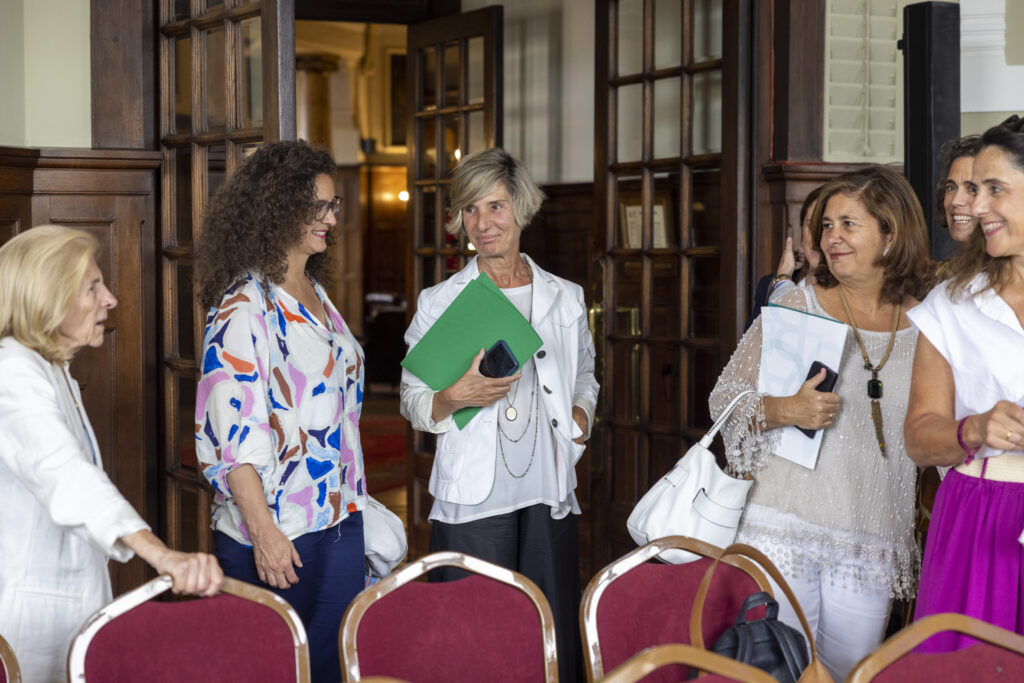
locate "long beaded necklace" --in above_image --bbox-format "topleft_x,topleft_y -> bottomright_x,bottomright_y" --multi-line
837,284 -> 900,458
497,371 -> 540,478
497,253 -> 537,477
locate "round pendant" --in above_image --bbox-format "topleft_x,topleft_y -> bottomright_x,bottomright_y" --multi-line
505,406 -> 518,421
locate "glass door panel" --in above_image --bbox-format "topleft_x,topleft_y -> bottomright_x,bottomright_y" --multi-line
405,6 -> 503,559
593,0 -> 734,569
158,0 -> 291,553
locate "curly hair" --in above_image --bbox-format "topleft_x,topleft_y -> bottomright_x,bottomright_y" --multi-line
934,134 -> 982,229
810,166 -> 934,304
196,140 -> 337,310
946,115 -> 1024,300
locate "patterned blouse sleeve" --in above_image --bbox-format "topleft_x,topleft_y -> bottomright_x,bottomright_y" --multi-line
195,279 -> 277,497
708,288 -> 810,474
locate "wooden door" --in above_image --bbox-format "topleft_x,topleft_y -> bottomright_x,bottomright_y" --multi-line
404,6 -> 503,559
157,0 -> 295,553
590,0 -> 751,570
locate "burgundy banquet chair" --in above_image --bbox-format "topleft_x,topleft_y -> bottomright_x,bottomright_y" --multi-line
580,536 -> 772,682
846,612 -> 1024,682
67,575 -> 310,682
600,643 -> 777,683
339,550 -> 558,682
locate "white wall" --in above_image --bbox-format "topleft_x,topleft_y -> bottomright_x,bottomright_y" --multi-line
960,0 -> 1024,133
463,0 -> 595,184
0,0 -> 91,148
0,0 -> 26,146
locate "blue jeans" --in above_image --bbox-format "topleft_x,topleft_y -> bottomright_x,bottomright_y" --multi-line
215,512 -> 365,683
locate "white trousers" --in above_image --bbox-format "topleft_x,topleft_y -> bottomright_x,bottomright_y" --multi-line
763,568 -> 892,682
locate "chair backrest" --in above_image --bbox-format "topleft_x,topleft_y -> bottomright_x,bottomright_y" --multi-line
67,576 -> 310,682
0,633 -> 21,683
339,550 -> 558,682
601,643 -> 777,683
580,535 -> 771,682
847,613 -> 1024,682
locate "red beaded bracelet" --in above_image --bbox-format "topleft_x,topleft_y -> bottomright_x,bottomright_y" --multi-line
957,416 -> 978,465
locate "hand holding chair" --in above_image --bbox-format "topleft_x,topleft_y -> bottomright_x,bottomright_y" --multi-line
580,536 -> 772,683
67,575 -> 310,682
846,612 -> 1024,682
339,550 -> 558,682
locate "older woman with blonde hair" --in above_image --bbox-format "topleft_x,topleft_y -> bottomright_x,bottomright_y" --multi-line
400,147 -> 599,683
0,225 -> 222,683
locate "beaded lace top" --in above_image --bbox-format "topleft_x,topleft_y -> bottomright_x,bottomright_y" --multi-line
709,286 -> 920,598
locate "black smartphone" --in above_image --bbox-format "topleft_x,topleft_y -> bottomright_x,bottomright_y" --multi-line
479,340 -> 520,378
796,360 -> 839,439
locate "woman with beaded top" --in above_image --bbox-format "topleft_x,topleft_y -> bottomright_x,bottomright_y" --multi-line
709,166 -> 933,680
400,147 -> 599,683
905,115 -> 1024,650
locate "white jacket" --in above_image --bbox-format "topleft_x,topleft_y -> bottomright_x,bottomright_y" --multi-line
400,255 -> 599,506
0,338 -> 148,683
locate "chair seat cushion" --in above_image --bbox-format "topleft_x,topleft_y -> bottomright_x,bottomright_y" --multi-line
84,594 -> 297,682
874,643 -> 1024,681
595,559 -> 763,682
356,574 -> 546,682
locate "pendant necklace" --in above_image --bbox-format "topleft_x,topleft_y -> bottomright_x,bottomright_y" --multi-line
837,284 -> 900,457
505,380 -> 521,421
503,253 -> 533,423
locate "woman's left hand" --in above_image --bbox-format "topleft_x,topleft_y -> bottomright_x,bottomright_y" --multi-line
153,549 -> 225,597
122,528 -> 224,597
572,406 -> 588,445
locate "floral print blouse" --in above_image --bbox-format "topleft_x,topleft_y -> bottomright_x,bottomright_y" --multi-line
195,272 -> 366,545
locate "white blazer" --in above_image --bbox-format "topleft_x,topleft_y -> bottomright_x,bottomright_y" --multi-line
400,255 -> 599,506
0,338 -> 148,683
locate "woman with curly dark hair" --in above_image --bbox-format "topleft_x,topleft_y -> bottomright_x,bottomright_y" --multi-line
194,140 -> 364,683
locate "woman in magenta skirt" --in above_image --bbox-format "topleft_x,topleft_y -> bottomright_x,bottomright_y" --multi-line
905,115 -> 1024,651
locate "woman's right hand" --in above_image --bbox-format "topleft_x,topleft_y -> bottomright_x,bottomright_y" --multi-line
963,401 -> 1024,452
432,349 -> 521,422
250,521 -> 303,588
765,368 -> 840,430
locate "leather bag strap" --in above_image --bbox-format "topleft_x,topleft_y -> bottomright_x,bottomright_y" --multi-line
699,390 -> 754,448
689,543 -> 825,673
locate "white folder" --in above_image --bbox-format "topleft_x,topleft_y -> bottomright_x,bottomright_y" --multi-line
758,304 -> 848,469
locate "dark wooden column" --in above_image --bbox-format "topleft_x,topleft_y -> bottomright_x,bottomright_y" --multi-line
91,0 -> 157,150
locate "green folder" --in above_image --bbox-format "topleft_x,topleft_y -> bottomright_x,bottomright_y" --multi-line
401,271 -> 544,429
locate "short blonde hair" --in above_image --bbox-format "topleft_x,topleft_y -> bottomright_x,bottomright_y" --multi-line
445,147 -> 545,235
0,225 -> 98,363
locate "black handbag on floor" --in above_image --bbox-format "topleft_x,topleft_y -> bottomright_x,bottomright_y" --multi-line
690,543 -> 834,683
709,590 -> 809,683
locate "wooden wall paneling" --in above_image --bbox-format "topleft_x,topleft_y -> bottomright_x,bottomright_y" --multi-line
772,0 -> 826,162
90,0 -> 157,149
0,147 -> 161,596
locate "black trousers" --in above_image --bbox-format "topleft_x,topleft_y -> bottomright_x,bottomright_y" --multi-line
429,504 -> 583,683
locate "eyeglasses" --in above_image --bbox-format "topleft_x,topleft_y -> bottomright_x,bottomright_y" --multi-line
314,196 -> 343,221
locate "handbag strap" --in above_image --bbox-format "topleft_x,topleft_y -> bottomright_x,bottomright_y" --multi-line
690,543 -> 821,665
699,390 -> 755,448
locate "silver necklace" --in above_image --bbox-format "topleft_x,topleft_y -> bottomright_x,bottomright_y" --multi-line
504,254 -> 533,422
498,371 -> 539,478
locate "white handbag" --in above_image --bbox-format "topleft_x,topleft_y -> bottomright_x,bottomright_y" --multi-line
363,495 -> 408,578
626,389 -> 754,563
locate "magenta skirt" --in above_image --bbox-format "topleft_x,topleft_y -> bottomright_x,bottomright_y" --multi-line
914,468 -> 1024,652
